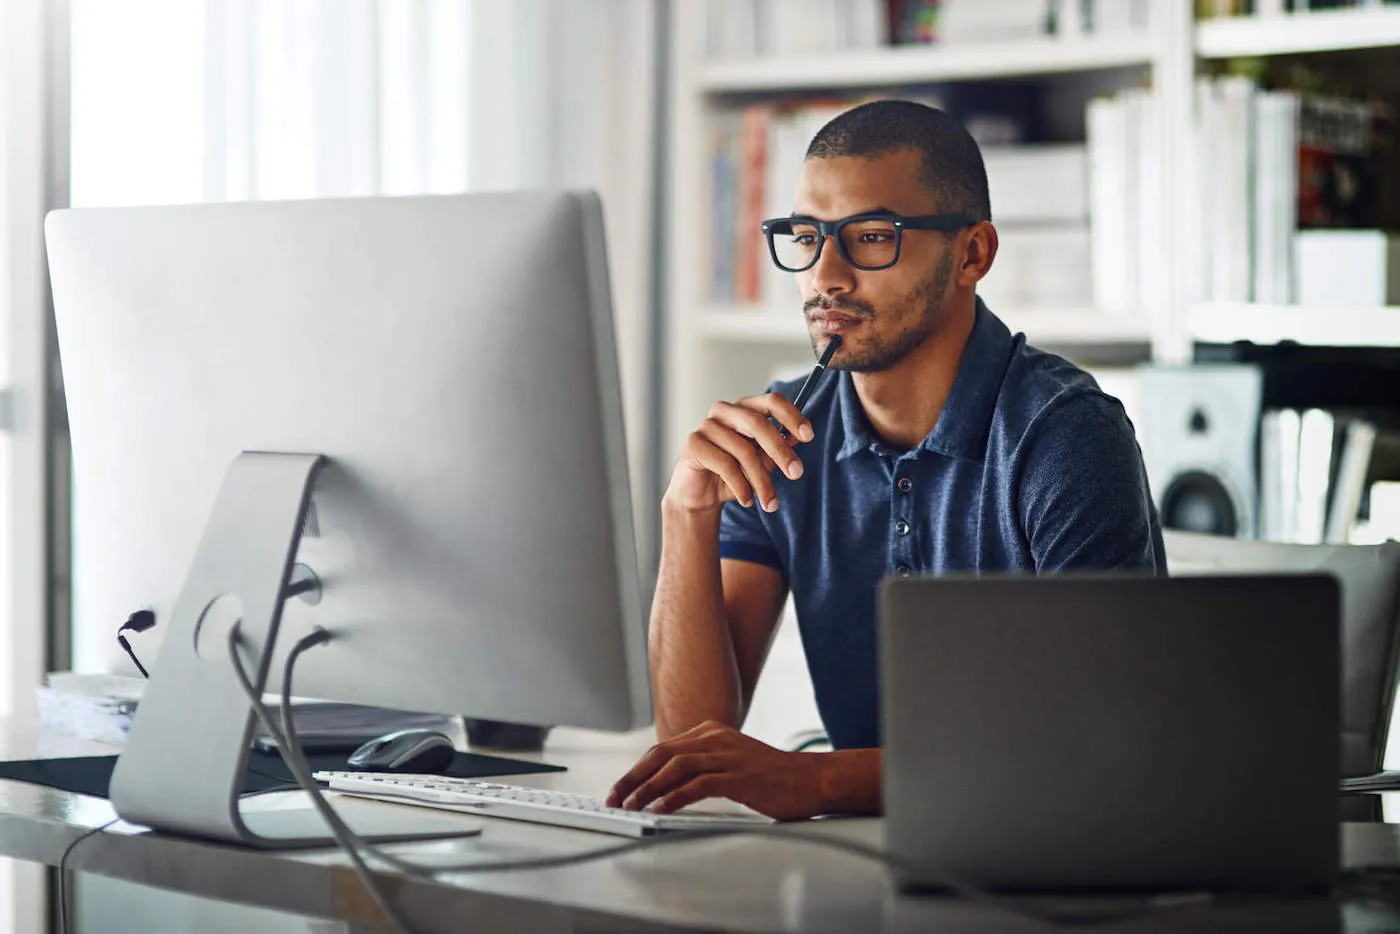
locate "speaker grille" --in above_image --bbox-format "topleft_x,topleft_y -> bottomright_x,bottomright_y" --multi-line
1161,471 -> 1239,537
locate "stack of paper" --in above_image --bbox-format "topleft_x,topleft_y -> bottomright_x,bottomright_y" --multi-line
939,0 -> 1052,43
703,0 -> 885,59
980,144 -> 1093,310
267,700 -> 456,743
36,672 -> 457,746
37,673 -> 143,746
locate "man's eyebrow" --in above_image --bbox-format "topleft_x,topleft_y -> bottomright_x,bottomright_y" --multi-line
789,206 -> 900,220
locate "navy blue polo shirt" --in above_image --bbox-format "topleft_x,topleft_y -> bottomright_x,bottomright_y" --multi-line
719,299 -> 1166,751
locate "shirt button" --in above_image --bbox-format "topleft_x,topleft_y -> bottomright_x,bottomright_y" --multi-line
895,564 -> 912,578
894,519 -> 911,536
897,477 -> 913,494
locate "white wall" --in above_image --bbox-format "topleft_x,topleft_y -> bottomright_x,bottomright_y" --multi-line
68,0 -> 660,673
63,5 -> 659,932
70,0 -> 205,208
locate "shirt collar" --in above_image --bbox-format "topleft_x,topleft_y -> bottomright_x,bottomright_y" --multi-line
834,297 -> 1015,463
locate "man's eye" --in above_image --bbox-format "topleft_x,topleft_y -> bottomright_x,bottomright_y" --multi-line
858,230 -> 896,244
791,234 -> 818,246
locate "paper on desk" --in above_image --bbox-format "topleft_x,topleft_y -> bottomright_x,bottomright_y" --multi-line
36,673 -> 144,745
37,671 -> 456,745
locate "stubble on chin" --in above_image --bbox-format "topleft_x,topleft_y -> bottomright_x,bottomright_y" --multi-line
825,252 -> 955,374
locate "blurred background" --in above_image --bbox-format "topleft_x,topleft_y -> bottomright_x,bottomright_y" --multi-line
3,0 -> 1400,930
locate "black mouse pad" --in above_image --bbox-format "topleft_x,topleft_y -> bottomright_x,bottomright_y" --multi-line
0,749 -> 565,800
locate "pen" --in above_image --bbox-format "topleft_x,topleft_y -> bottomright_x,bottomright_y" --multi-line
773,335 -> 843,441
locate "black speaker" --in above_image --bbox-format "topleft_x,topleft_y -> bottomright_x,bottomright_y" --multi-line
1138,365 -> 1262,538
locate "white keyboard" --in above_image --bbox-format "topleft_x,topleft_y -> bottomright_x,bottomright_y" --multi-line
313,771 -> 775,838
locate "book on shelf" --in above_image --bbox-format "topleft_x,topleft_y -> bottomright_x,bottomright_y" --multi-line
1087,85 -> 1160,314
1298,95 -> 1382,229
708,86 -> 1050,309
983,144 -> 1088,224
702,0 -> 1150,58
705,0 -> 885,58
1187,75 -> 1389,306
888,0 -> 1150,43
1356,481 -> 1400,545
1295,407 -> 1336,544
1198,0 -> 1397,17
936,0 -> 1053,43
979,143 -> 1093,310
1252,90 -> 1300,305
1258,408 -> 1378,544
1327,420 -> 1379,543
708,93 -> 932,307
709,97 -> 864,306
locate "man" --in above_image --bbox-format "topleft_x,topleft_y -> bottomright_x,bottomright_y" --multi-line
607,100 -> 1165,822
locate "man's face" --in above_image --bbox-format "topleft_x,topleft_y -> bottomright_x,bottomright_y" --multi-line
790,149 -> 960,373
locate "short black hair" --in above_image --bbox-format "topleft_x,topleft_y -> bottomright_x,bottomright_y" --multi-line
806,99 -> 991,222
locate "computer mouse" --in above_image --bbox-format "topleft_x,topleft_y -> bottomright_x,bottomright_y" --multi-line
346,729 -> 456,773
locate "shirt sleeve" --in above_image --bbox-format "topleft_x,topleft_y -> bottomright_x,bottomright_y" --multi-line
718,499 -> 784,571
1016,393 -> 1166,574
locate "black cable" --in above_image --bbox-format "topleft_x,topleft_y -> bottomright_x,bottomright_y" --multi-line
76,614 -> 1392,933
114,606 -> 290,789
56,784 -> 299,934
116,609 -> 156,679
227,623 -> 1400,932
250,621 -> 1400,929
243,628 -> 1251,931
115,634 -> 148,679
246,766 -> 300,790
227,625 -> 421,934
57,817 -> 120,934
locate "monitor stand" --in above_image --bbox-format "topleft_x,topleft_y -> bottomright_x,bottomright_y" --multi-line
108,452 -> 481,848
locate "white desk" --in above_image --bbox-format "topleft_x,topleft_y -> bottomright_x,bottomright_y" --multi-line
0,719 -> 1396,933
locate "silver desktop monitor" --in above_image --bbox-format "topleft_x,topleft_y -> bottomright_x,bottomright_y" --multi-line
46,190 -> 651,846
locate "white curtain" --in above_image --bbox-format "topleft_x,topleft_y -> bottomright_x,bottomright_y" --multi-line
199,0 -> 659,562
2,0 -> 69,927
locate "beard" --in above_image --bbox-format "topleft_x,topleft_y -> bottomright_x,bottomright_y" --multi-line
805,250 -> 955,373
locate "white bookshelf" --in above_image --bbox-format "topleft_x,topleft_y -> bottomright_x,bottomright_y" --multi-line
1189,303 -> 1400,348
665,0 -> 1189,465
664,1 -> 1400,471
662,0 -> 1400,749
1197,6 -> 1400,58
998,308 -> 1157,346
700,36 -> 1155,92
699,305 -> 1154,347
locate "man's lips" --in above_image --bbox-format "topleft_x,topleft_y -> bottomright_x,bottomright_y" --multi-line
807,312 -> 865,333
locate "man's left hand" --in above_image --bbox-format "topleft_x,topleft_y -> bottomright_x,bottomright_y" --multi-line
605,721 -> 826,821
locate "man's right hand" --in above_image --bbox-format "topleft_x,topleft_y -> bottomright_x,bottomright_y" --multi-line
664,394 -> 814,515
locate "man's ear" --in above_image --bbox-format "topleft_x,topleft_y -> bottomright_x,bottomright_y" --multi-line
955,222 -> 998,288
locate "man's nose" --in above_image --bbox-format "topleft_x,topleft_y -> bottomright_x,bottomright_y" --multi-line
810,233 -> 855,296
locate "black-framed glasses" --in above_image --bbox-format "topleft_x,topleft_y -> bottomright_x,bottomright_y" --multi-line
761,212 -> 976,273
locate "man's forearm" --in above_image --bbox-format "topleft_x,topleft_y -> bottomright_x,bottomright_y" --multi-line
649,502 -> 743,739
814,748 -> 883,816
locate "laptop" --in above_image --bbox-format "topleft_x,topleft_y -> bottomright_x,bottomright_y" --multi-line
879,573 -> 1340,894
